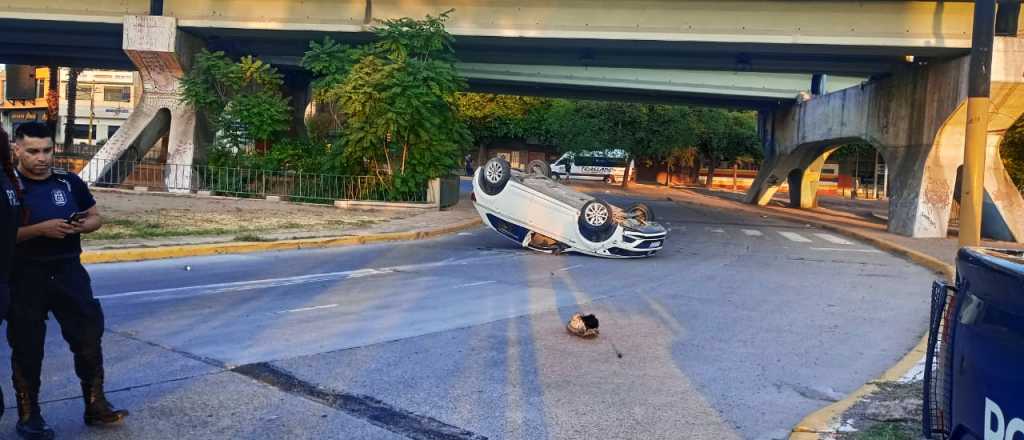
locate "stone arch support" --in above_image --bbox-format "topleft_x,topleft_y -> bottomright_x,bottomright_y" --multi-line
79,15 -> 202,193
747,37 -> 1024,242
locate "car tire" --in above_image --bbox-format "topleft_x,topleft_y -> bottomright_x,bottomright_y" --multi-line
626,203 -> 655,223
527,160 -> 551,178
603,176 -> 612,184
479,157 -> 512,195
578,200 -> 616,242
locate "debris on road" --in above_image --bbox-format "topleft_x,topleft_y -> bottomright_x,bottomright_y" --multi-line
567,313 -> 600,338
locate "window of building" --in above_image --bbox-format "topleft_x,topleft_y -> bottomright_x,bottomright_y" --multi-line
37,79 -> 46,99
107,125 -> 120,139
103,86 -> 131,103
72,124 -> 95,140
75,85 -> 94,99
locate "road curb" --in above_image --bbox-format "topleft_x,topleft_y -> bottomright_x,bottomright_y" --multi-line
665,191 -> 954,439
81,218 -> 482,264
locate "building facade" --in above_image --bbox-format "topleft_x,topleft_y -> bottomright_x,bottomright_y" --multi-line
0,66 -> 50,135
1,66 -> 140,145
57,68 -> 140,145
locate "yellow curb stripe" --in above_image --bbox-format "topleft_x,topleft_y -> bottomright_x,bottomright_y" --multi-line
82,218 -> 482,265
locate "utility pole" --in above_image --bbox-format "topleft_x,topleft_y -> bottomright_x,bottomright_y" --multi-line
960,0 -> 996,247
873,150 -> 880,199
63,67 -> 82,149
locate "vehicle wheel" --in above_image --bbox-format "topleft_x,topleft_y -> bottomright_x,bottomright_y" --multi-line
578,200 -> 616,242
479,157 -> 511,195
603,176 -> 612,184
527,160 -> 551,178
626,203 -> 655,223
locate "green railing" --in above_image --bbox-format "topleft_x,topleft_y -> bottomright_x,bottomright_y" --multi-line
62,158 -> 427,204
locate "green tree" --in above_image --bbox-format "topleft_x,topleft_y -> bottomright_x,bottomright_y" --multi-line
304,11 -> 469,199
180,51 -> 292,147
1001,118 -> 1024,192
693,109 -> 761,188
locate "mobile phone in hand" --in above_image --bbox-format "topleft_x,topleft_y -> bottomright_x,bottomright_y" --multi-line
66,211 -> 88,224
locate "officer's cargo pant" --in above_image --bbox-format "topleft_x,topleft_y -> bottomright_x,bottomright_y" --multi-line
7,258 -> 105,395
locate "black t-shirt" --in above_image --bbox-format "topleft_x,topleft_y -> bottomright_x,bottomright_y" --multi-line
15,168 -> 96,261
0,173 -> 21,294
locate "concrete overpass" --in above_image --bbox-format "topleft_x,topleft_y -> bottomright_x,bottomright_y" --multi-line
1,1 -> 1022,241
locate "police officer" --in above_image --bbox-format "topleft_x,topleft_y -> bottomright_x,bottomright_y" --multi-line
0,127 -> 24,424
9,122 -> 128,439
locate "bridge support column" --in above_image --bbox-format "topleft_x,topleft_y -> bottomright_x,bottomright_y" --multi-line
745,145 -> 834,208
80,15 -> 201,193
282,69 -> 311,139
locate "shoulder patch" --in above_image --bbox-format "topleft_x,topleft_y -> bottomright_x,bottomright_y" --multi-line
51,167 -> 68,175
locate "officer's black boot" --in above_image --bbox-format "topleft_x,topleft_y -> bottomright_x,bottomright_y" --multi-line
15,392 -> 55,440
81,382 -> 129,426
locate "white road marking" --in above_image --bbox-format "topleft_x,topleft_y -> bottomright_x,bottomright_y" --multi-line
558,265 -> 584,272
96,256 -> 503,300
809,247 -> 883,253
778,231 -> 812,243
814,233 -> 853,245
454,281 -> 497,288
275,304 -> 339,314
710,228 -> 725,233
742,229 -> 763,237
457,232 -> 473,236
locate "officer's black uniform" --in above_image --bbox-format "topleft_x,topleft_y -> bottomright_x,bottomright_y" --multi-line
0,168 -> 23,421
8,167 -> 127,439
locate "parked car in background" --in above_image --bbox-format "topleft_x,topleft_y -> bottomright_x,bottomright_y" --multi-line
550,150 -> 631,183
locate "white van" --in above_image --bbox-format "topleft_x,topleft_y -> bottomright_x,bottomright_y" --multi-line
550,150 -> 630,183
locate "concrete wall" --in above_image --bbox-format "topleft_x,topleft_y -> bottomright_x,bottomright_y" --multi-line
746,37 -> 1024,242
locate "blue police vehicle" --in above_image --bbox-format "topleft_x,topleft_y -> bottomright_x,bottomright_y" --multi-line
924,247 -> 1024,440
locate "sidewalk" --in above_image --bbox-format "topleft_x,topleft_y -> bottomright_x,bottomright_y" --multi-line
82,190 -> 482,263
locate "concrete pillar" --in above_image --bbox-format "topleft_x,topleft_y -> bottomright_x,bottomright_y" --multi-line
282,69 -> 311,140
79,15 -> 201,193
788,147 -> 837,209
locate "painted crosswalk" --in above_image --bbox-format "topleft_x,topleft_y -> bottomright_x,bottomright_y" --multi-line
813,233 -> 853,245
778,231 -> 813,243
678,225 -> 867,250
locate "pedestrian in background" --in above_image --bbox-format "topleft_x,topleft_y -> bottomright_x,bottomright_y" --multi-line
0,127 -> 23,424
8,122 -> 128,440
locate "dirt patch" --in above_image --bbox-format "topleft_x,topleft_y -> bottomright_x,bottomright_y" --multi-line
833,381 -> 924,440
86,190 -> 412,241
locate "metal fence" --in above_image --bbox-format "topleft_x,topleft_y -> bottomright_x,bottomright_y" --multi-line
62,158 -> 427,204
922,280 -> 956,439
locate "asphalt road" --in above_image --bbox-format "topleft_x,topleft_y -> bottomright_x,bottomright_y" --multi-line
0,189 -> 934,440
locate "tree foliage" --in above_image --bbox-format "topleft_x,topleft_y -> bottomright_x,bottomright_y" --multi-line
1002,117 -> 1024,192
303,11 -> 469,199
180,51 -> 292,143
457,94 -> 761,178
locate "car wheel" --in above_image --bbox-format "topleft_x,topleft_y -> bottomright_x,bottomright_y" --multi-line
527,160 -> 551,178
603,176 -> 612,184
479,157 -> 512,195
626,203 -> 655,223
578,200 -> 616,242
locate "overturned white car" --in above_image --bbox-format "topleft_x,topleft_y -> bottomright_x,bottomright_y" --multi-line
471,157 -> 668,258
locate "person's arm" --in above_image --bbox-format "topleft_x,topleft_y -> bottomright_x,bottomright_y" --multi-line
67,173 -> 101,235
17,219 -> 76,242
69,206 -> 101,234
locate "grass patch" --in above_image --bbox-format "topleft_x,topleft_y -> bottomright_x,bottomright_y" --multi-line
848,422 -> 918,440
233,233 -> 271,242
87,218 -> 236,241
